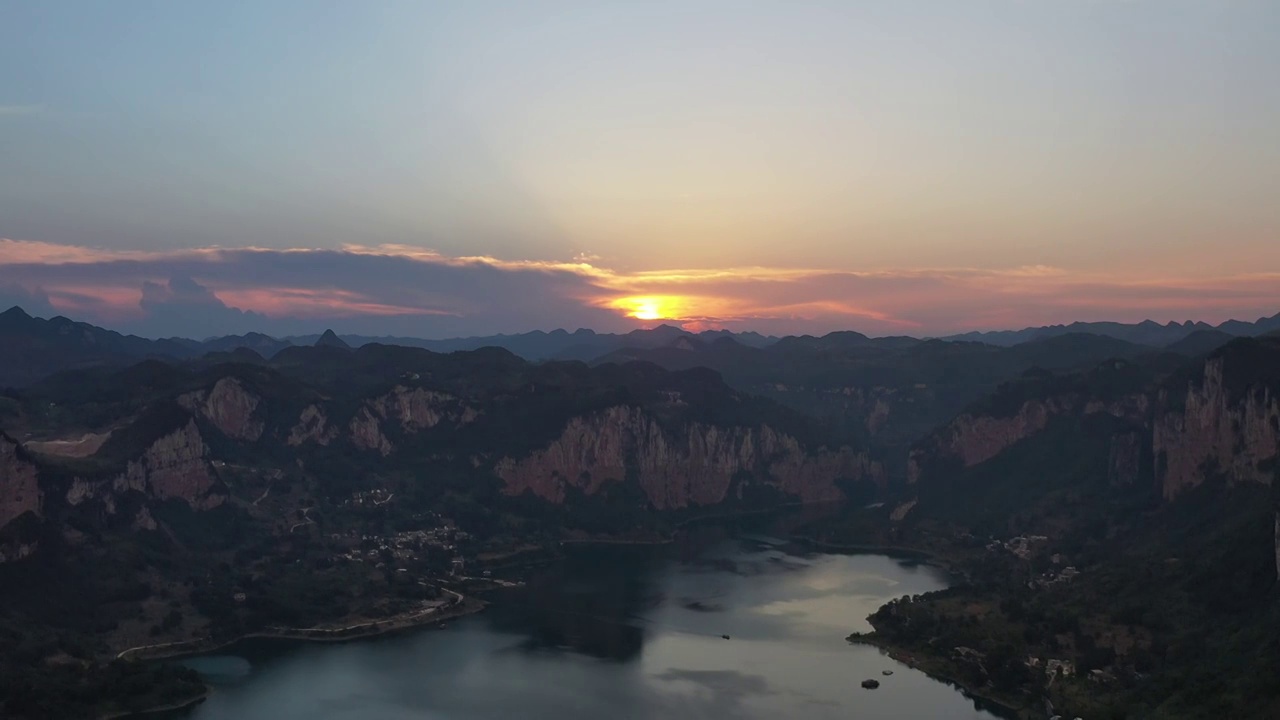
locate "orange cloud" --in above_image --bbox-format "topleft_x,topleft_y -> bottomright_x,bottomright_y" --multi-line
1,237 -> 1278,337
216,287 -> 456,318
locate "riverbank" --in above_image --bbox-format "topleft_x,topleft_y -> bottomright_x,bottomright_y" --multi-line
847,632 -> 1031,720
115,593 -> 487,663
96,687 -> 210,720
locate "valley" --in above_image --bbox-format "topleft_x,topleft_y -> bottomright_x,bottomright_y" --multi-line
1,308 -> 1278,718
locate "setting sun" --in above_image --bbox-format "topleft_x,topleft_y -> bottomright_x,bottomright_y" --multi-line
610,296 -> 683,321
633,299 -> 662,320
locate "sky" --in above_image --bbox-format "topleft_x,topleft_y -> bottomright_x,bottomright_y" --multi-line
1,1 -> 1278,339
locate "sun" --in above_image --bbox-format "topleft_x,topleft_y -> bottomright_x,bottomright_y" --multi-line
632,299 -> 662,320
609,296 -> 680,321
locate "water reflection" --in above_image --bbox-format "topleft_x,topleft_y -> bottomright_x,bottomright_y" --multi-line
178,526 -> 1006,720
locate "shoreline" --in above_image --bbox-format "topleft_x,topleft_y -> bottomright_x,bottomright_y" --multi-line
116,594 -> 487,663
847,633 -> 1030,720
112,520 -> 1024,719
97,688 -> 211,720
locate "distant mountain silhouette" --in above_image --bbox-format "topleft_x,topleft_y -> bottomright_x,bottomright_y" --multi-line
2,303 -> 1278,389
284,323 -> 776,362
198,331 -> 293,358
941,312 -> 1280,347
0,306 -> 192,387
314,329 -> 351,350
1164,329 -> 1236,356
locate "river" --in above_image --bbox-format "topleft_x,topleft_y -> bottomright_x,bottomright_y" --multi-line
174,525 -> 1007,719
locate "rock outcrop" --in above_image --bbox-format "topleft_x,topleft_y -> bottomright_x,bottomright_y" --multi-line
72,420 -> 226,511
1153,357 -> 1279,500
338,386 -> 478,454
179,377 -> 265,441
496,405 -> 881,510
0,432 -> 41,529
350,408 -> 393,456
288,404 -> 339,446
908,394 -> 1150,484
368,386 -> 479,433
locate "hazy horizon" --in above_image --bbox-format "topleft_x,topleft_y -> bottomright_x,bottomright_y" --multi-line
3,2 -> 1278,338
3,298 -> 1276,343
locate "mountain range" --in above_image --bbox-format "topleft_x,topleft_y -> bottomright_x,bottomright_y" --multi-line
5,304 -> 1279,390
2,305 -> 1280,717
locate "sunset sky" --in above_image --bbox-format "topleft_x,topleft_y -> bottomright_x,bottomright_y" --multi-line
2,1 -> 1278,338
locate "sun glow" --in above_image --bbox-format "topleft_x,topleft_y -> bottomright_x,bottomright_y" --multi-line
633,299 -> 662,320
611,295 -> 683,321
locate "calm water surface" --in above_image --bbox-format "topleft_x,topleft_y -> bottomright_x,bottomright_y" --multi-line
177,528 -> 1005,719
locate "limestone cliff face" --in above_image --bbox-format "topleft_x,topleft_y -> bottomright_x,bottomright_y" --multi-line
1153,357 -> 1279,500
341,386 -> 478,455
121,420 -> 224,510
495,405 -> 881,510
368,386 -> 479,433
0,433 -> 41,529
288,404 -> 339,446
350,407 -> 393,456
179,378 -> 265,441
68,420 -> 225,511
907,394 -> 1149,484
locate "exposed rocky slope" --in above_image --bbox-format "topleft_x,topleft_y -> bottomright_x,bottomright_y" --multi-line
905,338 -> 1280,512
2,412 -> 227,564
78,419 -> 225,511
0,432 -> 42,561
496,405 -> 881,509
179,377 -> 265,441
907,362 -> 1153,485
3,339 -> 872,568
1153,354 -> 1280,499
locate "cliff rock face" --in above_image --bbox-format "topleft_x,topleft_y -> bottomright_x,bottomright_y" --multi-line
350,408 -> 393,456
110,420 -> 224,510
341,387 -> 478,454
180,378 -> 265,441
288,405 -> 339,446
908,394 -> 1149,484
908,399 -> 1060,483
1153,357 -> 1279,500
0,433 -> 41,529
368,386 -> 479,433
495,405 -> 881,510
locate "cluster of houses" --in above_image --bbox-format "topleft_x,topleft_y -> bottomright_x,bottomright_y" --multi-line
331,523 -> 469,571
1032,565 -> 1081,589
1026,656 -> 1076,681
989,534 -> 1050,559
343,488 -> 396,507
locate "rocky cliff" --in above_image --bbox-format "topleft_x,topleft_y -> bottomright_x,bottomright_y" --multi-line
289,386 -> 478,455
495,405 -> 881,510
179,377 -> 265,441
349,407 -> 393,456
1153,356 -> 1279,500
65,419 -> 225,512
125,420 -> 225,509
368,386 -> 479,433
0,432 -> 41,530
907,393 -> 1148,484
288,404 -> 339,446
